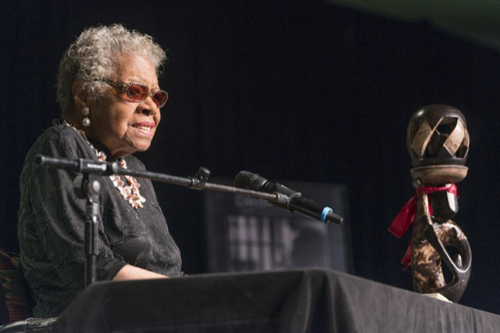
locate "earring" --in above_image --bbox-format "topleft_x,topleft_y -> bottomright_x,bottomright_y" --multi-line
82,107 -> 91,127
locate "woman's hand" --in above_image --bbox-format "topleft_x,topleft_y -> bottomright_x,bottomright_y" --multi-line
113,264 -> 168,281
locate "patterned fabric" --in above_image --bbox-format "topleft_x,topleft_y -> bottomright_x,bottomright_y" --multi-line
18,123 -> 183,318
0,249 -> 32,325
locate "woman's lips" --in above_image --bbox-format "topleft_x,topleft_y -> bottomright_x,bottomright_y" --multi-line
132,122 -> 156,135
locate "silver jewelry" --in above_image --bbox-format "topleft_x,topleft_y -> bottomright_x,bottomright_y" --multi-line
64,121 -> 146,209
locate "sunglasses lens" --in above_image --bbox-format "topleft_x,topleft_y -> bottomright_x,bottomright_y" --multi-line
153,91 -> 168,108
119,82 -> 167,108
127,84 -> 149,102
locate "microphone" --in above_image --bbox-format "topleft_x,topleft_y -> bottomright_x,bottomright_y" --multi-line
233,171 -> 343,225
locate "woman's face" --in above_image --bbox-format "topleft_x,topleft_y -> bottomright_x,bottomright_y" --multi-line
84,54 -> 162,158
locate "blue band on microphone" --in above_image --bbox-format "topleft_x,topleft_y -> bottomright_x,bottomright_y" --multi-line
321,207 -> 333,223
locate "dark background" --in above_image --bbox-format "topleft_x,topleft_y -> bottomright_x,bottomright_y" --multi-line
2,0 -> 500,314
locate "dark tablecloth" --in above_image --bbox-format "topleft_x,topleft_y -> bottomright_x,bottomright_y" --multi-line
51,269 -> 500,332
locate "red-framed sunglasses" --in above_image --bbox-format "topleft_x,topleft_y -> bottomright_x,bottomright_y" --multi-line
96,79 -> 169,108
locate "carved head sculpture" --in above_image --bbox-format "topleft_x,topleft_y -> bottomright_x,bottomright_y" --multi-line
406,104 -> 469,185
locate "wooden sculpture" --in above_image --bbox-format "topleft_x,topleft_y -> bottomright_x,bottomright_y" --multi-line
390,104 -> 472,302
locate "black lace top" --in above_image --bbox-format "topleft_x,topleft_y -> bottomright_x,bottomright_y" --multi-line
17,123 -> 183,318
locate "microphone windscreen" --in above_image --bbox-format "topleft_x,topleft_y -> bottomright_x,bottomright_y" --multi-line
234,171 -> 278,193
233,171 -> 256,188
233,171 -> 272,192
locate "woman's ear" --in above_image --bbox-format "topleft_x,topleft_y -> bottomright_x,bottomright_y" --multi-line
72,80 -> 88,109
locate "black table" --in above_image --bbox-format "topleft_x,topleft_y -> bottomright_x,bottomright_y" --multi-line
51,269 -> 500,332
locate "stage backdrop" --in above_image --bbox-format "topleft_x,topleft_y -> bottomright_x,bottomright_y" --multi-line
3,0 -> 500,314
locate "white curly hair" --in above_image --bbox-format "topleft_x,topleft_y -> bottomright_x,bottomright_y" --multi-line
56,24 -> 167,116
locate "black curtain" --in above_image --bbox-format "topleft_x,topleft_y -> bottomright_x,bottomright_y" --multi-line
3,0 -> 500,314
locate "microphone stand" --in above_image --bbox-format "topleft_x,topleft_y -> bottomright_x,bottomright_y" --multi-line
34,155 -> 290,287
35,155 -> 286,201
73,173 -> 100,287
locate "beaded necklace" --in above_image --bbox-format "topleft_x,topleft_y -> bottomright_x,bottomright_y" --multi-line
64,121 -> 146,209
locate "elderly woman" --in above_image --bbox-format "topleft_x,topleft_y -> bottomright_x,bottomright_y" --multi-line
17,24 -> 183,318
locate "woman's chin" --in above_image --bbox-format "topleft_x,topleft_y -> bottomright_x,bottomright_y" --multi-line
133,141 -> 153,153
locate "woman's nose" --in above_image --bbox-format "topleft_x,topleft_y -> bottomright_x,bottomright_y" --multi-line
138,100 -> 158,116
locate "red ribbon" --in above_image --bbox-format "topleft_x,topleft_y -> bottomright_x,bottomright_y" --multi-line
388,184 -> 458,267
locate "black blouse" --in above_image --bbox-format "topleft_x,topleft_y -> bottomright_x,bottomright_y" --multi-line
17,123 -> 183,318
